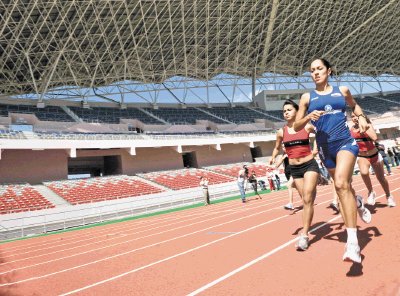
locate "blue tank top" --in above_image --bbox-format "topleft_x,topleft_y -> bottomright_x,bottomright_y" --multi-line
307,86 -> 351,144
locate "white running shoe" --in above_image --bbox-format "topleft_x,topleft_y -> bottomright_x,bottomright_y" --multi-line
343,243 -> 361,263
356,195 -> 372,224
367,191 -> 376,206
387,195 -> 396,207
295,235 -> 309,251
284,203 -> 294,210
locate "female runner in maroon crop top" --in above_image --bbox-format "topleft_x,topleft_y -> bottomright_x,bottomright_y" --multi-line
270,99 -> 320,251
350,112 -> 395,207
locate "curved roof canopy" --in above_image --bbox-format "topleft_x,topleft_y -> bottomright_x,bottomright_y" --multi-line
1,0 -> 400,96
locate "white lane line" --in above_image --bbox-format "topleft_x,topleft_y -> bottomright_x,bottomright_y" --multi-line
187,189 -> 400,295
0,192 -> 296,273
0,181 -> 339,275
58,178 -> 398,295
187,215 -> 341,296
55,182 -> 371,295
58,214 -> 293,296
0,177 -> 377,289
0,195 -> 245,253
0,185 -> 285,255
0,202 -> 240,255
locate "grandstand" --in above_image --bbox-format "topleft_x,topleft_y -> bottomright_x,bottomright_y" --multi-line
138,168 -> 235,190
0,184 -> 54,214
44,175 -> 164,205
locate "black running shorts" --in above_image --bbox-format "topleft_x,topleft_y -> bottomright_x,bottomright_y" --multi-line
290,158 -> 320,179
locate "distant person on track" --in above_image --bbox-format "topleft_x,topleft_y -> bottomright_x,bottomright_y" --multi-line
293,58 -> 371,263
248,170 -> 261,199
267,170 -> 276,191
274,169 -> 281,190
349,113 -> 396,207
199,176 -> 211,206
270,99 -> 319,251
238,165 -> 249,203
376,142 -> 392,175
392,146 -> 400,166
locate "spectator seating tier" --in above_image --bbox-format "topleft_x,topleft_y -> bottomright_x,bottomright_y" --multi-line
69,107 -> 162,124
143,107 -> 226,124
45,175 -> 163,205
206,162 -> 283,178
0,184 -> 55,214
139,168 -> 235,190
0,104 -> 73,122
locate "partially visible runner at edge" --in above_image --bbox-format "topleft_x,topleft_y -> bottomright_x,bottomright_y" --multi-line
349,112 -> 396,207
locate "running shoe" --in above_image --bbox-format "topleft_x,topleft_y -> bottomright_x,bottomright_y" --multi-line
356,195 -> 372,224
367,191 -> 376,206
343,243 -> 361,263
295,235 -> 309,251
387,195 -> 396,207
284,203 -> 294,210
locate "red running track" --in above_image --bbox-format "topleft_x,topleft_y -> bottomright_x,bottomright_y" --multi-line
0,172 -> 399,296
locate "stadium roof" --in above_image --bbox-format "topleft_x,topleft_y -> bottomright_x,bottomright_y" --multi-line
1,0 -> 400,97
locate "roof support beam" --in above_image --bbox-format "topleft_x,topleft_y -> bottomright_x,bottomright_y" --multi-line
260,0 -> 280,72
325,0 -> 397,58
25,53 -> 40,97
162,83 -> 184,104
39,51 -> 63,102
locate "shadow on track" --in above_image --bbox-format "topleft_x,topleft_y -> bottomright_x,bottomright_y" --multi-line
323,224 -> 382,277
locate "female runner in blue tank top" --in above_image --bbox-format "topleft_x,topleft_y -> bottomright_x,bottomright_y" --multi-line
293,58 -> 370,263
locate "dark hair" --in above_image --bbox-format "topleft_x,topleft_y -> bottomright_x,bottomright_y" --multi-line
313,58 -> 334,76
283,99 -> 299,111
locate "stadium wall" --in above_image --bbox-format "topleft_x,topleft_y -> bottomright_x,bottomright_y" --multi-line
254,141 -> 276,156
0,137 -> 278,184
121,147 -> 183,174
183,144 -> 252,167
0,149 -> 68,184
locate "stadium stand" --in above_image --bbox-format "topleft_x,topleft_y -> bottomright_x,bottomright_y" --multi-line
199,106 -> 275,124
143,107 -> 227,124
0,184 -> 55,214
0,129 -> 26,139
357,96 -> 400,114
252,108 -> 286,121
0,104 -> 73,122
35,131 -> 143,140
44,175 -> 164,205
385,93 -> 400,103
69,106 -> 162,124
139,168 -> 235,190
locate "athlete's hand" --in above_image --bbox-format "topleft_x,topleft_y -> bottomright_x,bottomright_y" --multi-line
269,157 -> 275,165
307,110 -> 325,121
358,116 -> 369,133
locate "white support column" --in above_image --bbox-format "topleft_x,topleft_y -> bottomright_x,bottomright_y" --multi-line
211,144 -> 221,151
68,148 -> 77,158
126,147 -> 136,156
247,142 -> 255,148
173,145 -> 183,153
